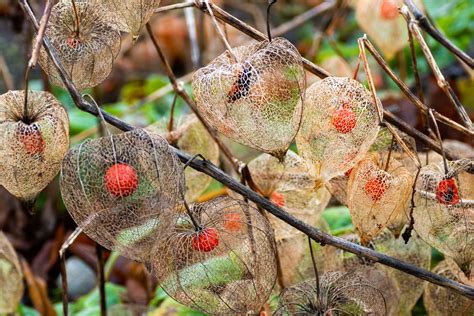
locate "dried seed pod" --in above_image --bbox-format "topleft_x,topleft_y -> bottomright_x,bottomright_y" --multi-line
0,232 -> 24,314
374,229 -> 431,315
296,77 -> 380,184
97,0 -> 161,39
356,0 -> 424,59
39,0 -> 121,91
347,153 -> 413,244
150,196 -> 277,315
148,115 -> 219,202
0,90 -> 69,202
60,129 -> 185,262
247,151 -> 330,241
193,38 -> 305,158
414,160 -> 473,273
424,259 -> 474,316
276,272 -> 386,316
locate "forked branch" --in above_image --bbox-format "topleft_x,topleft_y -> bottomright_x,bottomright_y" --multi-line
18,0 -> 474,299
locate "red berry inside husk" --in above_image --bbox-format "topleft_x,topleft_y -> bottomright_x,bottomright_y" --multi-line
435,178 -> 460,205
104,163 -> 139,197
380,0 -> 399,20
364,176 -> 389,202
18,124 -> 45,155
192,227 -> 219,252
270,192 -> 285,207
223,213 -> 242,232
331,108 -> 357,134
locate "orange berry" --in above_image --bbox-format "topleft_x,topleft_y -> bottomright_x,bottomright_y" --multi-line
331,108 -> 357,134
19,125 -> 45,155
435,178 -> 460,206
380,0 -> 399,20
270,192 -> 285,207
104,163 -> 139,197
223,213 -> 242,232
192,227 -> 219,252
364,176 -> 388,202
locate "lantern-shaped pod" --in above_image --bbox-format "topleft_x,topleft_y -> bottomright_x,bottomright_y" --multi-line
413,160 -> 473,273
0,90 -> 69,202
374,229 -> 431,315
275,272 -> 386,315
97,0 -> 161,39
296,77 -> 380,184
193,38 -> 305,158
347,153 -> 413,245
423,259 -> 474,316
148,114 -> 219,202
247,150 -> 331,241
0,232 -> 24,314
150,196 -> 277,315
39,0 -> 121,91
356,0 -> 424,60
60,129 -> 184,262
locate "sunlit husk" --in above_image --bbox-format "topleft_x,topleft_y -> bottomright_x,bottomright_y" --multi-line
0,232 -> 24,313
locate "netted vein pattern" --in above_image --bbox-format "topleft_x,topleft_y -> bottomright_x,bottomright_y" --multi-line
247,150 -> 330,241
347,154 -> 412,244
423,259 -> 474,316
0,90 -> 69,201
148,115 -> 219,202
296,77 -> 380,184
356,0 -> 424,59
97,0 -> 161,38
0,232 -> 24,314
275,272 -> 386,316
60,129 -> 184,261
193,38 -> 305,158
150,196 -> 277,315
413,160 -> 473,273
39,0 -> 121,91
374,229 -> 431,316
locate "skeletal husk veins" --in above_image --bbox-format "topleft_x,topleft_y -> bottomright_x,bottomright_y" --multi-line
95,0 -> 161,39
413,160 -> 474,274
60,129 -> 185,262
347,153 -> 413,245
150,196 -> 277,315
147,114 -> 219,203
296,76 -> 380,185
423,258 -> 474,316
0,90 -> 69,202
275,272 -> 387,316
39,0 -> 121,91
0,232 -> 24,314
356,0 -> 424,60
192,37 -> 305,159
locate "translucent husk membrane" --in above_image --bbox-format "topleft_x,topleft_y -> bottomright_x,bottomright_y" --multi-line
423,259 -> 474,316
192,37 -> 305,158
374,229 -> 431,316
356,0 -> 424,60
60,129 -> 185,262
275,272 -> 386,316
0,232 -> 24,314
413,160 -> 473,273
147,114 -> 219,202
150,196 -> 277,315
0,90 -> 69,202
348,153 -> 413,244
39,0 -> 121,91
296,77 -> 380,184
96,0 -> 161,39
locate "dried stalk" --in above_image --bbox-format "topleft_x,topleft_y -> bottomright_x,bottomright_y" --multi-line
19,0 -> 474,300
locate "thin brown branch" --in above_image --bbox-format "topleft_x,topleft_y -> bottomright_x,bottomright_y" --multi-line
145,22 -> 240,174
95,244 -> 106,316
0,55 -> 14,90
19,0 -> 474,299
154,1 -> 195,13
404,0 -> 474,68
28,0 -> 53,68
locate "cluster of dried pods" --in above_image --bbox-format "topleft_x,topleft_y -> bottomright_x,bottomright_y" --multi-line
0,0 -> 472,314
